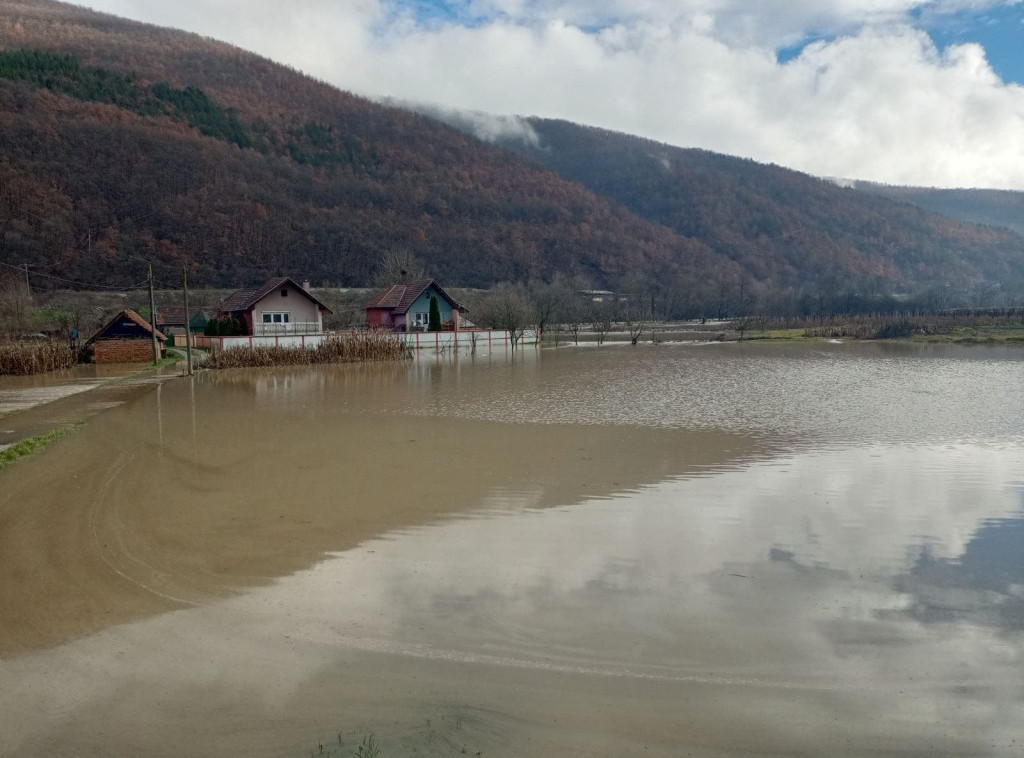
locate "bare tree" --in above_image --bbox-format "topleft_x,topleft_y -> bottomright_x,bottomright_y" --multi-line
623,298 -> 652,345
477,283 -> 533,351
564,295 -> 587,345
0,276 -> 37,336
527,278 -> 562,339
591,301 -> 613,345
46,294 -> 85,345
370,249 -> 426,288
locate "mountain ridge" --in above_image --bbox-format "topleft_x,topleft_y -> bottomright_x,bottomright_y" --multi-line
489,118 -> 1024,303
1,0 -> 1022,312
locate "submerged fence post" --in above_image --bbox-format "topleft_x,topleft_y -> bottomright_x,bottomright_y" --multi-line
148,263 -> 159,365
182,266 -> 193,377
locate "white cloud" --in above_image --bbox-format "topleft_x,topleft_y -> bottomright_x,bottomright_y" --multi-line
385,99 -> 541,145
77,0 -> 1024,188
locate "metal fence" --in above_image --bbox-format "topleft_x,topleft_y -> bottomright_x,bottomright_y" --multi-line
252,321 -> 321,336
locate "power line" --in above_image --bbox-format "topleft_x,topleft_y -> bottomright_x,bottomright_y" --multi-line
0,260 -> 149,290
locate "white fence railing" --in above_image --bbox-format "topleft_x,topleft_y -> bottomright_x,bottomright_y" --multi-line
190,329 -> 540,353
252,321 -> 321,336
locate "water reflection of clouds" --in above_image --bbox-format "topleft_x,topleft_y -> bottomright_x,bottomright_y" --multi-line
4,443 -> 1024,755
894,504 -> 1024,630
270,442 -> 1024,747
267,444 -> 1024,664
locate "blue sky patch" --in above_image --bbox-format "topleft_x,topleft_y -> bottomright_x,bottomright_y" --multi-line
776,34 -> 836,65
779,5 -> 1024,85
921,4 -> 1024,85
386,0 -> 500,28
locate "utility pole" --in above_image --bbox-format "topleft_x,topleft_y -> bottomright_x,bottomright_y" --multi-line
182,266 -> 193,376
148,263 -> 159,365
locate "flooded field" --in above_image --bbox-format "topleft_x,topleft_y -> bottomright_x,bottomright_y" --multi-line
1,342 -> 1023,757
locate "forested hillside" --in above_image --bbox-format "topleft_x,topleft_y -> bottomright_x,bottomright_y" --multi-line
495,119 -> 1024,306
0,0 -> 724,293
852,182 -> 1024,238
1,0 -> 1022,312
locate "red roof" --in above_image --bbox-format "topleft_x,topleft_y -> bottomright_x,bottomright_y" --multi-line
218,277 -> 332,314
366,279 -> 465,315
155,308 -> 206,326
87,309 -> 167,344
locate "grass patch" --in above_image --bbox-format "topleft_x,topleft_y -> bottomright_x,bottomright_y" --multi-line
908,326 -> 1024,344
151,352 -> 187,369
740,314 -> 1024,343
0,423 -> 84,471
745,328 -> 807,341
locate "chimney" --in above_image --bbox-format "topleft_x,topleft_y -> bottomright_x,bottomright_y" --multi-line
302,279 -> 311,292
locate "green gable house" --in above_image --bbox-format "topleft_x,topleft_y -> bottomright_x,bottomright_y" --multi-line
366,279 -> 467,332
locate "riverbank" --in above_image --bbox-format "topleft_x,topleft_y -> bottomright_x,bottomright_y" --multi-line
741,311 -> 1024,344
0,358 -> 184,456
0,423 -> 83,468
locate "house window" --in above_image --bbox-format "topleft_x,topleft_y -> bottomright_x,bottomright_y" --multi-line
281,289 -> 288,297
414,312 -> 428,326
263,313 -> 290,323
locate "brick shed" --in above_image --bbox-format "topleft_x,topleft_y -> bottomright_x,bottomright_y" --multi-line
88,309 -> 166,363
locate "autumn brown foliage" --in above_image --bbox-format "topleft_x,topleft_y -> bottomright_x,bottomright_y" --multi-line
1,1 -> 1022,310
502,119 -> 1024,297
0,3 -> 714,292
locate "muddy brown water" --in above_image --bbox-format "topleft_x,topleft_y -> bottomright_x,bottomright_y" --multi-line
1,342 -> 1023,757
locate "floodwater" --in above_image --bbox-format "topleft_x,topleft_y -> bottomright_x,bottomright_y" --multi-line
0,363 -> 171,448
1,342 -> 1023,757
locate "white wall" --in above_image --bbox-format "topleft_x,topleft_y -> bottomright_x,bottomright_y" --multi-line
200,330 -> 539,353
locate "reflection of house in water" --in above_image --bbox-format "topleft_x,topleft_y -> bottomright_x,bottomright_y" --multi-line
249,371 -> 328,408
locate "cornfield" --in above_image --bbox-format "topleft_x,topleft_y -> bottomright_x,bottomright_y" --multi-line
0,340 -> 76,376
205,331 -> 410,369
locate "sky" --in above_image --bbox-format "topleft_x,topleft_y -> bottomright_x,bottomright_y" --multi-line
76,0 -> 1024,189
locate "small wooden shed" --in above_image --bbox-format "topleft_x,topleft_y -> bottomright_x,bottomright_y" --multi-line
88,309 -> 166,363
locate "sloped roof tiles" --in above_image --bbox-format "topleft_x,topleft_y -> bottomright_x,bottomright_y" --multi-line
88,309 -> 167,344
365,279 -> 465,315
218,277 -> 332,314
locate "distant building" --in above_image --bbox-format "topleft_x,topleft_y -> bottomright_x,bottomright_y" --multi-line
217,277 -> 332,336
87,309 -> 166,363
366,279 -> 467,331
579,289 -> 632,303
155,308 -> 210,335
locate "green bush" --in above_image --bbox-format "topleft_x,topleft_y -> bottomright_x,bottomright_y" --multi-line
428,295 -> 442,331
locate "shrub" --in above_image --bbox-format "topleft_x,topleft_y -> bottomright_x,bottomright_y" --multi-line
872,320 -> 915,339
428,295 -> 442,331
